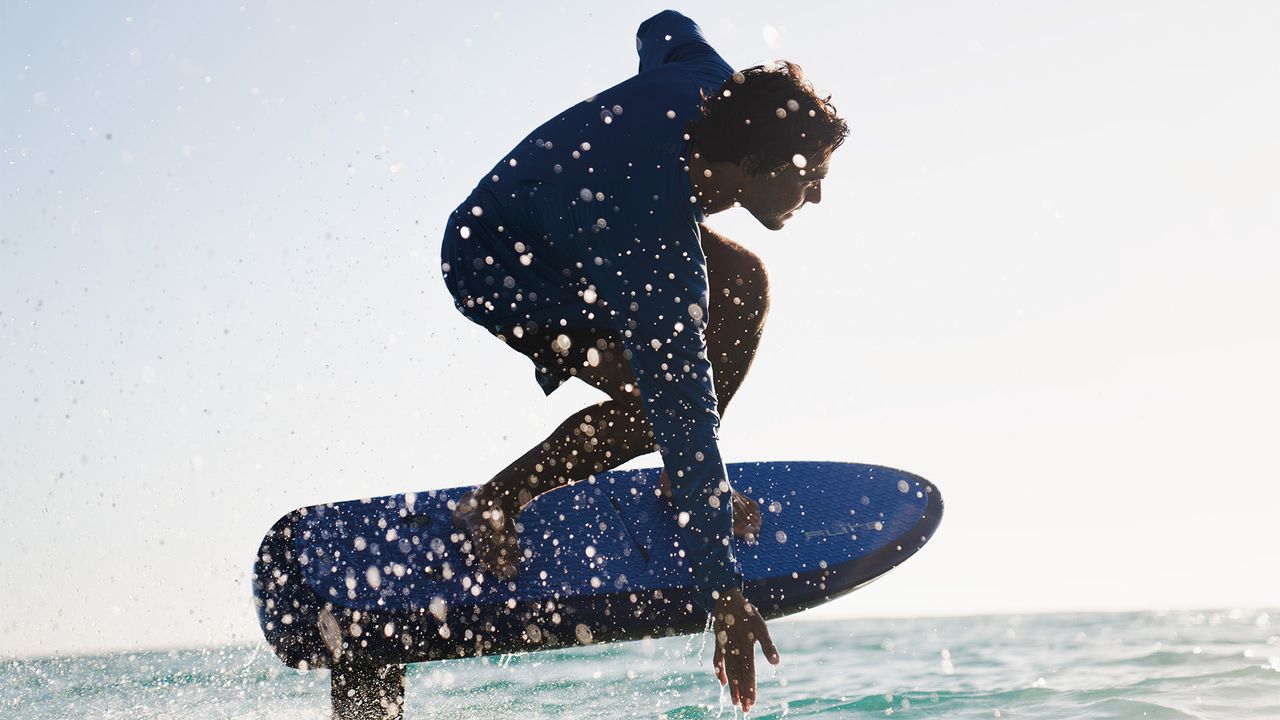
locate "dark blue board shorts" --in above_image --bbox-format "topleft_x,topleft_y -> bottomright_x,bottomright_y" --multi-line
441,200 -> 626,396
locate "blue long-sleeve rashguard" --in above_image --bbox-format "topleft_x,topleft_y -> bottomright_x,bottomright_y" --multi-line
441,11 -> 741,611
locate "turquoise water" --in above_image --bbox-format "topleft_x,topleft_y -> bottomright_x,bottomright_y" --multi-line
4,609 -> 1277,719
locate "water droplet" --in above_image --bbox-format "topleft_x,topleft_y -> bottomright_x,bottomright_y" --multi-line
429,596 -> 448,621
763,25 -> 782,49
775,530 -> 788,544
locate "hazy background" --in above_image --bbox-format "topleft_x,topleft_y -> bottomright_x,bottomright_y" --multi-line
2,1 -> 1276,658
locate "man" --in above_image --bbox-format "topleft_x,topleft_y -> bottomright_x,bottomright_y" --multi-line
441,10 -> 848,712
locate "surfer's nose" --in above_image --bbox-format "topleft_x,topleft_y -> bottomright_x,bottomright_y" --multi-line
805,181 -> 822,205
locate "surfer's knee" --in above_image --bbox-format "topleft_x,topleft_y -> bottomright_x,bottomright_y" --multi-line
736,251 -> 771,332
577,337 -> 642,404
701,225 -> 771,333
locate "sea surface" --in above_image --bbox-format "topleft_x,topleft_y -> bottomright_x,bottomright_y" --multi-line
3,609 -> 1277,719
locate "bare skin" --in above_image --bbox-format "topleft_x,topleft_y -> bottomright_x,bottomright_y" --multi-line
687,147 -> 829,230
454,143 -> 828,712
715,587 -> 780,713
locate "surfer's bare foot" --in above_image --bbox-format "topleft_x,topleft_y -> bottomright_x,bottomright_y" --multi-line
731,490 -> 763,540
451,491 -> 521,579
659,470 -> 762,539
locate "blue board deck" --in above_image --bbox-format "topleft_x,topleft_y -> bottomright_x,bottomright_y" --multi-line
253,461 -> 942,669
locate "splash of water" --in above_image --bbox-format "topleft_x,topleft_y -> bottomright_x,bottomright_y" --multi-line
698,612 -> 714,667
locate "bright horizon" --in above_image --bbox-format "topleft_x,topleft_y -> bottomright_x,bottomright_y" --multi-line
2,1 -> 1277,659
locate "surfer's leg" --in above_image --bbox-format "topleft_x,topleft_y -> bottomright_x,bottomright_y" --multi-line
474,346 -> 650,511
699,223 -> 772,416
475,226 -> 769,527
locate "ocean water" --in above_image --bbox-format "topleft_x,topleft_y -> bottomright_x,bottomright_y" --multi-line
3,609 -> 1277,719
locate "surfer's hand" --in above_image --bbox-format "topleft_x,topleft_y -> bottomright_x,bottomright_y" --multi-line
713,588 -> 780,713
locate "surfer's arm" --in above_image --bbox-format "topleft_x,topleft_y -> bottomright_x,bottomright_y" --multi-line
601,218 -> 743,612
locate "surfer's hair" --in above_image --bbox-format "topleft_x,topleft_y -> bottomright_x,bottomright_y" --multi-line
688,61 -> 849,174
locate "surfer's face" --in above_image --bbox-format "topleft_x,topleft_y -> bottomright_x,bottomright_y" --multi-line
739,153 -> 829,231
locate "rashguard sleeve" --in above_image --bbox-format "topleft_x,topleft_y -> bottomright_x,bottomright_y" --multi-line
599,210 -> 743,612
636,10 -> 720,74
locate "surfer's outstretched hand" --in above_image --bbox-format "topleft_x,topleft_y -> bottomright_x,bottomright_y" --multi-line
451,491 -> 521,580
713,588 -> 780,713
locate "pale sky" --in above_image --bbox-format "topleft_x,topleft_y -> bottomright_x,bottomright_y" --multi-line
2,1 -> 1277,658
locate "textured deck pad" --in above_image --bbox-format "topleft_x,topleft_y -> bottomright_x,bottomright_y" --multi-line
254,461 -> 942,669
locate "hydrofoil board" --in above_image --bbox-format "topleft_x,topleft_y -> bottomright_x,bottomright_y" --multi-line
253,461 -> 942,669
